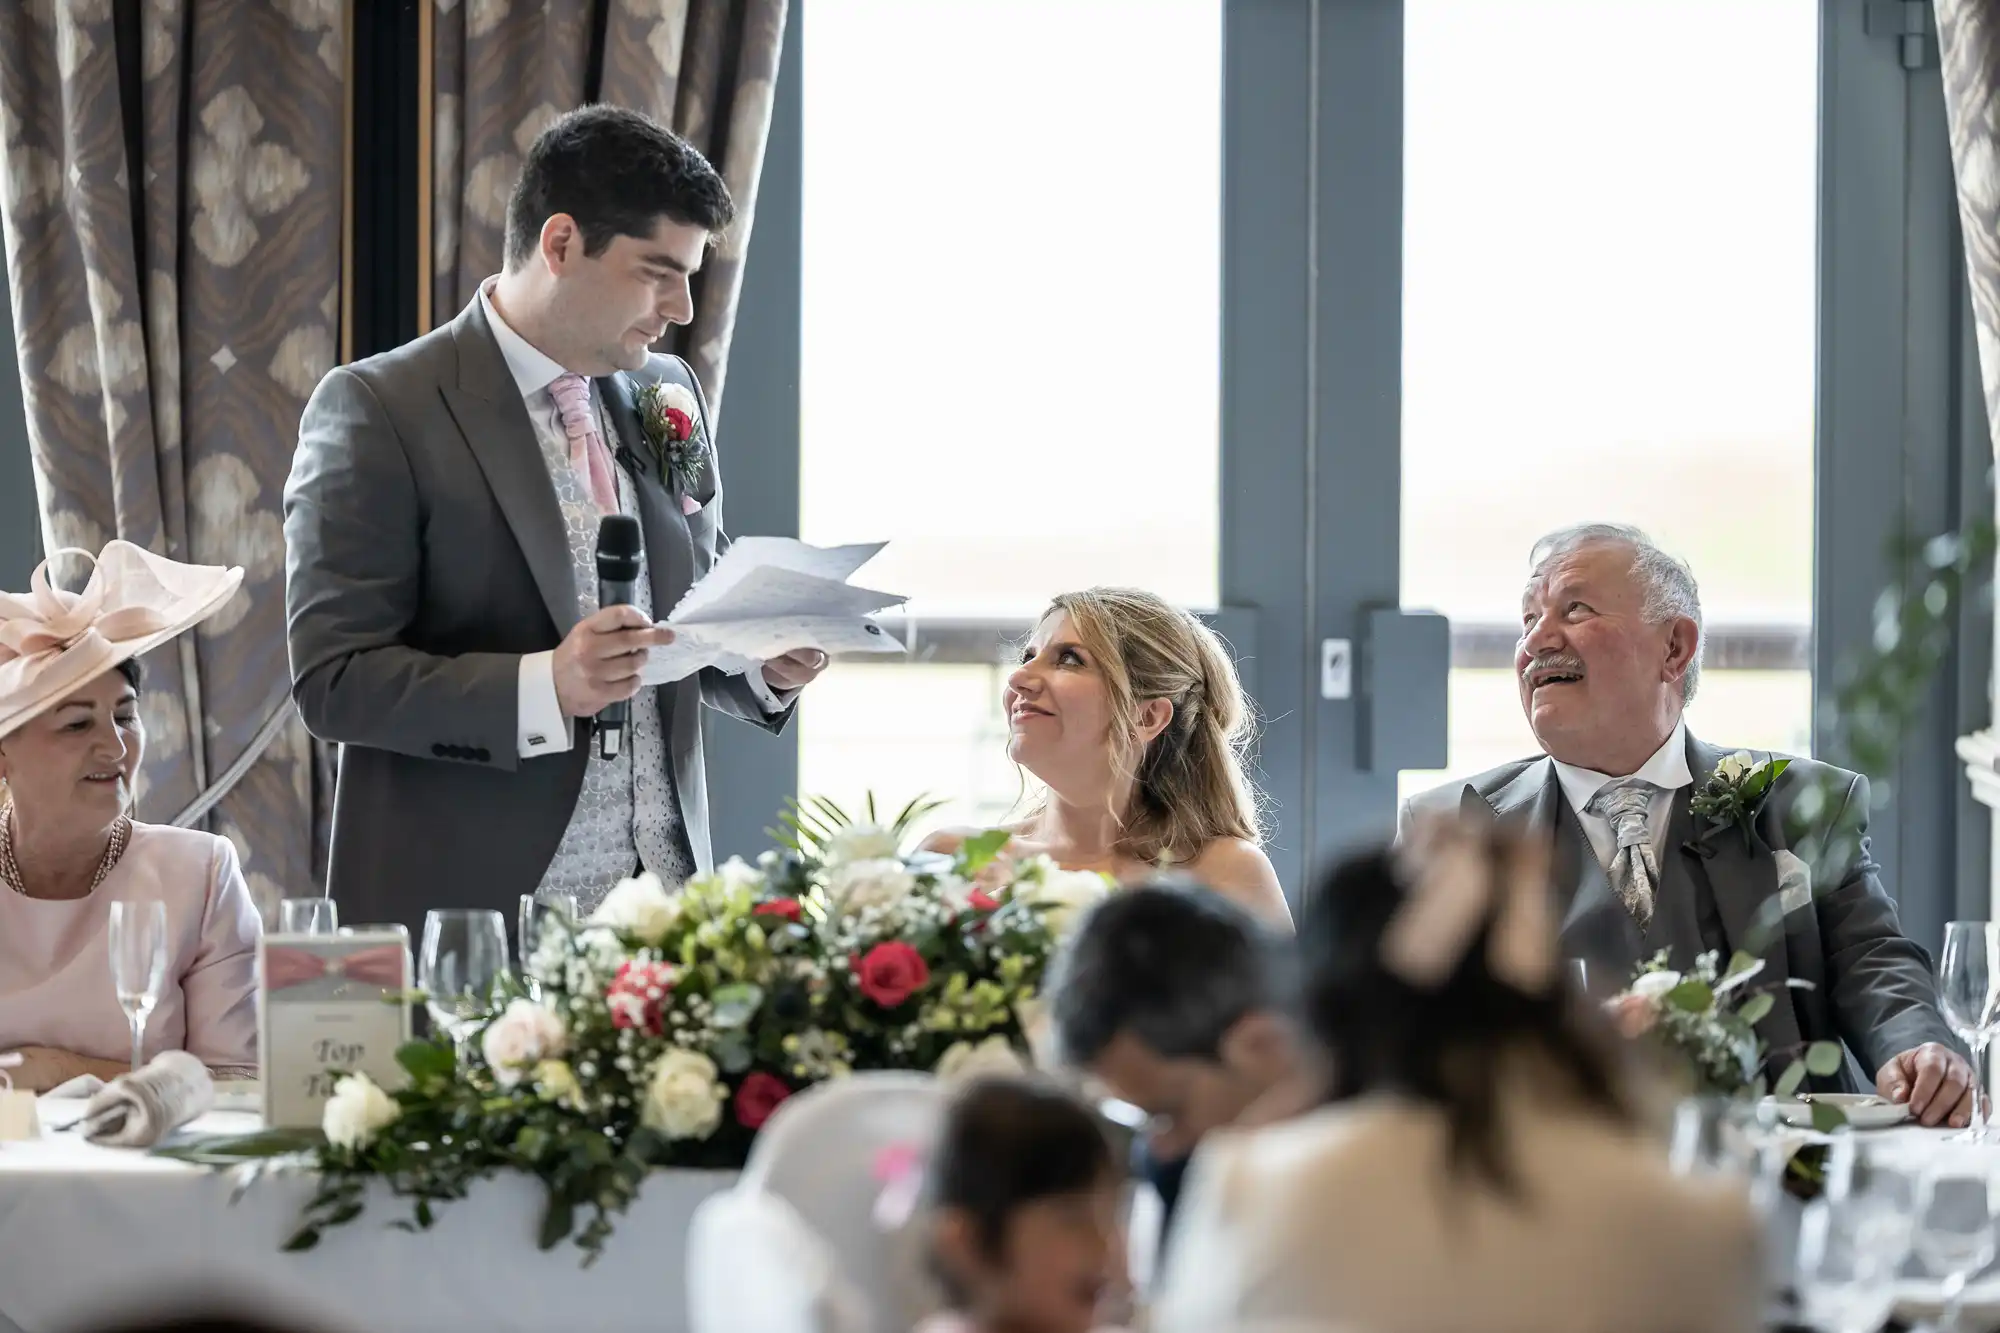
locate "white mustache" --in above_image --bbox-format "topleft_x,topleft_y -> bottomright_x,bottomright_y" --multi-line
1523,653 -> 1585,681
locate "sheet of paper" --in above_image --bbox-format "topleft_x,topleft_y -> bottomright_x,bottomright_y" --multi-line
639,537 -> 906,686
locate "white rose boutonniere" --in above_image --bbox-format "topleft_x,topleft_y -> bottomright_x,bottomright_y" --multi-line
590,871 -> 682,946
1689,750 -> 1791,852
641,1049 -> 727,1140
480,998 -> 569,1087
322,1072 -> 400,1151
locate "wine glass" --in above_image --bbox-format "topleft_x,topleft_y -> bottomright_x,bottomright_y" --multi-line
1796,1194 -> 1913,1333
280,896 -> 339,935
517,892 -> 578,978
1912,1158 -> 2000,1332
419,909 -> 508,1066
107,900 -> 167,1073
1938,921 -> 1999,1141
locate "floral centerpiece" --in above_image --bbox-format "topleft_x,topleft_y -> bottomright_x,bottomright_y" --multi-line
169,798 -> 1109,1264
1611,948 -> 1846,1146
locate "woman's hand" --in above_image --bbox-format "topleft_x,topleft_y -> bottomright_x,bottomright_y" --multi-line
3,1045 -> 130,1092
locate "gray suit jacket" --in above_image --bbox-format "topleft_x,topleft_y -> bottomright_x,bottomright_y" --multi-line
1400,732 -> 1955,1086
283,297 -> 787,935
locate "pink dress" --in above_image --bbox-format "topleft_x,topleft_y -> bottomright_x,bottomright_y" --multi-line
0,823 -> 260,1074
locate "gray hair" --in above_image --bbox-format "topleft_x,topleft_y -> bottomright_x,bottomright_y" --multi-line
1528,523 -> 1704,703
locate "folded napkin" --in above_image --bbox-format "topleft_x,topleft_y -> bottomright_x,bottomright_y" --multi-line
80,1050 -> 214,1147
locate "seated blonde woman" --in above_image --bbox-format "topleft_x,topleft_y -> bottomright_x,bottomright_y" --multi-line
0,542 -> 260,1092
923,588 -> 1288,928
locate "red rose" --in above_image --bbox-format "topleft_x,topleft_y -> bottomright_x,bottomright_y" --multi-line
605,959 -> 676,1036
854,941 -> 930,1009
663,407 -> 694,441
968,890 -> 1000,913
754,898 -> 803,923
734,1072 -> 793,1129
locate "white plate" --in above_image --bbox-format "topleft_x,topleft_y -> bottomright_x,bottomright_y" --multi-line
1763,1093 -> 1910,1129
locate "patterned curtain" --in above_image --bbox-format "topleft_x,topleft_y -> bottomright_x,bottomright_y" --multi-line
0,1 -> 343,920
1939,0 -> 2000,456
432,0 -> 788,423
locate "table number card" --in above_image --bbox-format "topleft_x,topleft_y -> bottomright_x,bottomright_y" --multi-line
259,931 -> 411,1130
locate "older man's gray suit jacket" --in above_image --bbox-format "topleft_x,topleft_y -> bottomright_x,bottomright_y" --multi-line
1400,731 -> 1955,1088
283,297 -> 787,935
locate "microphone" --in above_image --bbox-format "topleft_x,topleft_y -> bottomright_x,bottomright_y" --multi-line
594,514 -> 644,759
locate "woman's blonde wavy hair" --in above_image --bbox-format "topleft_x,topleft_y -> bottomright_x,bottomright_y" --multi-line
1025,587 -> 1263,867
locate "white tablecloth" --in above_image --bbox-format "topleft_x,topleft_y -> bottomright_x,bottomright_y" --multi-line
0,1104 -> 735,1333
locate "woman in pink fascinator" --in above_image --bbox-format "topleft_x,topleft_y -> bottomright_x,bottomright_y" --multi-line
0,541 -> 261,1091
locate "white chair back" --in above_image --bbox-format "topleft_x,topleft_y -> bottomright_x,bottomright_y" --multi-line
687,1073 -> 950,1333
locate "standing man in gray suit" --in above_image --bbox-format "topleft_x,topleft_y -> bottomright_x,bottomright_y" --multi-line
284,106 -> 826,937
1401,523 -> 1972,1125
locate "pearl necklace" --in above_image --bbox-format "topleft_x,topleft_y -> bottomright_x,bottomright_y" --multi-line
0,801 -> 131,897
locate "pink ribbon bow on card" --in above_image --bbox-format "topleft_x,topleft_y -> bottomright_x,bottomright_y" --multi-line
265,944 -> 405,991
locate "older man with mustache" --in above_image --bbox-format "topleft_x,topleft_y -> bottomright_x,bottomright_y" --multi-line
1402,523 -> 1970,1126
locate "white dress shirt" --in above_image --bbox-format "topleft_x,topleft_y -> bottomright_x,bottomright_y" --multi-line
478,282 -> 784,757
1550,719 -> 1693,871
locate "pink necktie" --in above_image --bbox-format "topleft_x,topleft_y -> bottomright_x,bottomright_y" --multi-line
547,373 -> 620,515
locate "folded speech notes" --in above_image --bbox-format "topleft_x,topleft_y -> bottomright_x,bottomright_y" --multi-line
638,537 -> 907,684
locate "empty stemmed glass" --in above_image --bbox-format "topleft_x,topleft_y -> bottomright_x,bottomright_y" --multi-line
1938,921 -> 1999,1141
280,896 -> 339,935
107,900 -> 167,1072
1912,1157 -> 2000,1332
517,892 -> 578,989
1797,1192 -> 1914,1333
419,909 -> 509,1067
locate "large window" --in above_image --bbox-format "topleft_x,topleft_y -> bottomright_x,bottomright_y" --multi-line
1398,0 -> 1819,799
797,0 -> 1224,826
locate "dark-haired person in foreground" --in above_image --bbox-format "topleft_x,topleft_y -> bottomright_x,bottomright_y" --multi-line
286,106 -> 828,935
1045,881 -> 1308,1232
1151,820 -> 1762,1333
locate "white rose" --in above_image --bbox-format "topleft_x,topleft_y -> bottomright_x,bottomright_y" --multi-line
1023,861 -> 1112,934
590,872 -> 682,946
641,1049 -> 727,1140
717,856 -> 765,895
1716,752 -> 1753,783
322,1072 -> 400,1151
651,381 -> 701,423
828,857 -> 917,912
824,823 -> 901,866
480,998 -> 569,1086
936,1034 -> 1029,1084
1629,970 -> 1683,1000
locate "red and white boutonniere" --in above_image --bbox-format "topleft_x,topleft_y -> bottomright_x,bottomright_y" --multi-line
635,380 -> 712,498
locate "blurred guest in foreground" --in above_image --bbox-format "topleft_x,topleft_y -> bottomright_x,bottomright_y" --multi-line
0,543 -> 260,1091
916,1077 -> 1134,1333
923,588 -> 1290,926
1152,818 -> 1763,1333
1046,882 -> 1309,1232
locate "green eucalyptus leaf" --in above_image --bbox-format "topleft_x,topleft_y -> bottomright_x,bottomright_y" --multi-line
1737,993 -> 1774,1026
711,982 -> 765,1029
1722,951 -> 1761,983
1810,1102 -> 1848,1134
1804,1041 -> 1845,1077
397,1040 -> 455,1083
1774,1060 -> 1808,1099
282,1226 -> 322,1252
1665,979 -> 1714,1013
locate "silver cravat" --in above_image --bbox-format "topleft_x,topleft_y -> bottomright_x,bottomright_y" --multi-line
1585,778 -> 1660,926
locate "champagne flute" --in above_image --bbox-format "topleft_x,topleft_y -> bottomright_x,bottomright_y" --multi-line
280,896 -> 339,935
107,900 -> 167,1072
420,909 -> 509,1066
1912,1157 -> 2000,1332
1938,921 -> 1999,1141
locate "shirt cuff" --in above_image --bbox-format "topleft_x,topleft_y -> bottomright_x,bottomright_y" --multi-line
519,651 -> 572,757
744,663 -> 801,716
